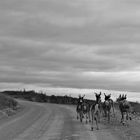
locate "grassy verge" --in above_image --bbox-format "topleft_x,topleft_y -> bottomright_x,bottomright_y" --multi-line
0,93 -> 19,117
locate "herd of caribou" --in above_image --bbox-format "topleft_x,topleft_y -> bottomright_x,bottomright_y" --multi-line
76,92 -> 132,130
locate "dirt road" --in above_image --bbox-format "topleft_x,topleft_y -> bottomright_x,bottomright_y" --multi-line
0,100 -> 140,140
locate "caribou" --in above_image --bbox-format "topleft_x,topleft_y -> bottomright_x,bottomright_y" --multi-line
76,95 -> 91,123
116,94 -> 132,125
82,101 -> 91,123
90,92 -> 102,130
102,93 -> 115,123
76,94 -> 85,122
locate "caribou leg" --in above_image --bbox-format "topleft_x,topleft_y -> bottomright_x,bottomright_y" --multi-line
77,112 -> 79,120
95,114 -> 99,130
88,111 -> 91,122
108,111 -> 110,123
91,111 -> 94,131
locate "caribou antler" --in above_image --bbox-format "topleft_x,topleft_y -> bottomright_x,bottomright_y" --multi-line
119,94 -> 121,99
94,92 -> 97,95
125,94 -> 127,99
82,94 -> 85,98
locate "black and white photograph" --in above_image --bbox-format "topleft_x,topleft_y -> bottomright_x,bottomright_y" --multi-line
0,0 -> 140,140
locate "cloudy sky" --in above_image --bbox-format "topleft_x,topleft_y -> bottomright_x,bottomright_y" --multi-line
0,0 -> 140,100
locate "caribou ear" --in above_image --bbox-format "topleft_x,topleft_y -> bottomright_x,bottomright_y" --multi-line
99,92 -> 101,95
104,93 -> 106,96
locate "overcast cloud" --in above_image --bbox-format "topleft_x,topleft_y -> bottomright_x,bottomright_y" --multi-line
0,0 -> 140,99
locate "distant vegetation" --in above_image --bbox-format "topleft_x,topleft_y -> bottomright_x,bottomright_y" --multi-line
1,90 -> 94,105
130,101 -> 140,113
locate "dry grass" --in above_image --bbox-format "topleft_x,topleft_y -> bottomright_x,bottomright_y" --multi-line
0,93 -> 19,116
